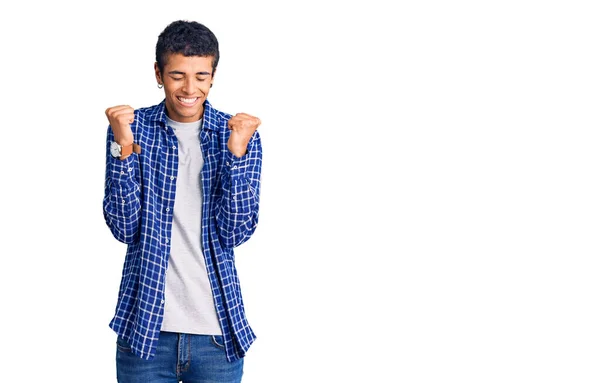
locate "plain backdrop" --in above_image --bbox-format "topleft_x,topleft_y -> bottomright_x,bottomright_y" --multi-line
1,1 -> 599,382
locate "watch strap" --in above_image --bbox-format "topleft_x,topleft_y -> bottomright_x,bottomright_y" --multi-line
120,143 -> 142,160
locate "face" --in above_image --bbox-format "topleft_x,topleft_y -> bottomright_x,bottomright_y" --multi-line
155,53 -> 215,123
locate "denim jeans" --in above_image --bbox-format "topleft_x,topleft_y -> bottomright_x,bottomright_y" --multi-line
116,332 -> 244,383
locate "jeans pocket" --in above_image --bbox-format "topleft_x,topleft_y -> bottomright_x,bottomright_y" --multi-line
210,335 -> 225,350
116,336 -> 132,353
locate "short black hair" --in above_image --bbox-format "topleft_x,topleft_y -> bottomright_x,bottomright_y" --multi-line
155,20 -> 219,74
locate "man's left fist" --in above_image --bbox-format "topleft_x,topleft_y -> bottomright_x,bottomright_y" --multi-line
227,113 -> 261,157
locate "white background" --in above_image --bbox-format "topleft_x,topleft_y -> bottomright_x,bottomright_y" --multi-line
1,0 -> 599,382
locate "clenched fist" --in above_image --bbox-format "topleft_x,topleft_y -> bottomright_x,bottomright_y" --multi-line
105,105 -> 135,146
227,113 -> 261,157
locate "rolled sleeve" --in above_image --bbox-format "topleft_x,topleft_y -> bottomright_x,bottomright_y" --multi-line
217,132 -> 262,248
103,152 -> 142,244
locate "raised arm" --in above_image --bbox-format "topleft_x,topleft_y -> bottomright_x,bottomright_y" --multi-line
102,105 -> 142,244
216,113 -> 262,248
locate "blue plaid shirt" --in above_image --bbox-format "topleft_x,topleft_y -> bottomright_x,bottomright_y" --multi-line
103,99 -> 262,361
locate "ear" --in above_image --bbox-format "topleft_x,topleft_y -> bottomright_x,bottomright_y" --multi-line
154,62 -> 162,84
211,68 -> 216,87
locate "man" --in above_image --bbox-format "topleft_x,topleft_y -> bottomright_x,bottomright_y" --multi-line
103,20 -> 262,383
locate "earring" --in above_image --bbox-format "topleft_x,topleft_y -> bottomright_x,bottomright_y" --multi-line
210,83 -> 213,88
157,83 -> 163,89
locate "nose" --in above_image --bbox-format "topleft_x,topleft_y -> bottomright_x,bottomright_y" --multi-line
183,78 -> 195,94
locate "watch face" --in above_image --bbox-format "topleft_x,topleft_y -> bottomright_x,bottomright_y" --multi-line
110,142 -> 122,158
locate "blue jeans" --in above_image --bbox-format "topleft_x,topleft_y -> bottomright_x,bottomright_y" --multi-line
116,332 -> 244,383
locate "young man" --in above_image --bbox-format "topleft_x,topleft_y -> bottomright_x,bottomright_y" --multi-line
103,20 -> 262,382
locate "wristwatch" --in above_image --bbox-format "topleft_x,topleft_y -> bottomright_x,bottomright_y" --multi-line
110,141 -> 142,160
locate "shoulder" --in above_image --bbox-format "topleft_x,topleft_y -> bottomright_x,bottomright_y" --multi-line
204,100 -> 232,132
127,102 -> 166,139
133,102 -> 166,130
134,102 -> 165,121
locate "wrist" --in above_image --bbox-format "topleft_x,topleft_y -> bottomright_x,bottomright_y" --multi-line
227,141 -> 249,158
110,141 -> 141,160
115,138 -> 134,147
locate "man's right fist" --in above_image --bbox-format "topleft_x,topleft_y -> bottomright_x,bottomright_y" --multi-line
105,105 -> 135,146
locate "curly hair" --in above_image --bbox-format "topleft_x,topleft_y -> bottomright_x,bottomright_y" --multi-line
155,20 -> 219,74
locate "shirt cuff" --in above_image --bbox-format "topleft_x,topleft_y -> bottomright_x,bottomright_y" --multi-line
224,150 -> 249,179
107,155 -> 138,185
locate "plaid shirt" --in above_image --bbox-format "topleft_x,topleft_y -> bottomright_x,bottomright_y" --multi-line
103,100 -> 261,361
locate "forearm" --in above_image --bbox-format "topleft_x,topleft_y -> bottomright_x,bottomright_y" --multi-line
103,136 -> 142,244
216,133 -> 262,248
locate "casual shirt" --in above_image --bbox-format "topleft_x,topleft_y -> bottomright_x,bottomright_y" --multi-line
103,99 -> 262,362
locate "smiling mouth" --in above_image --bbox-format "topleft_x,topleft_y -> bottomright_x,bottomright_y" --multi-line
177,96 -> 199,105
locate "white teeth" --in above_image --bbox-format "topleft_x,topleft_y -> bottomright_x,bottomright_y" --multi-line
178,97 -> 198,103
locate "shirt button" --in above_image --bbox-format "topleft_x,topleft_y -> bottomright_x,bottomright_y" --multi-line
170,176 -> 175,181
121,199 -> 126,204
161,300 -> 165,304
166,208 -> 170,212
120,171 -> 124,175
128,167 -> 133,172
165,238 -> 169,244
172,145 -> 176,150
